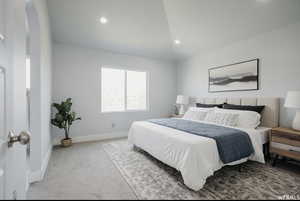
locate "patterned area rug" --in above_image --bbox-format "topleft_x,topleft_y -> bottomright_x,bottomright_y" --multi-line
103,140 -> 300,200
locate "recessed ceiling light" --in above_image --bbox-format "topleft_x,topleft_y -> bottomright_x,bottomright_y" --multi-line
174,40 -> 181,45
99,17 -> 108,24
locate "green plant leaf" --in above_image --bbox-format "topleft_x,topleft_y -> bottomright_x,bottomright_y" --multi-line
51,98 -> 81,138
52,103 -> 61,111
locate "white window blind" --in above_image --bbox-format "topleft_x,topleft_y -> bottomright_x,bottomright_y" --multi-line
101,67 -> 148,112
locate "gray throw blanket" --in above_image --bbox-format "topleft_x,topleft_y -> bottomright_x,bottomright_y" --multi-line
148,118 -> 254,164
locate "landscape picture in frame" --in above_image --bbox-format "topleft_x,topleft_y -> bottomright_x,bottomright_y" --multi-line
209,59 -> 259,93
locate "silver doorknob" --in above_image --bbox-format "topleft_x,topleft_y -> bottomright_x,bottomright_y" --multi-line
8,131 -> 31,148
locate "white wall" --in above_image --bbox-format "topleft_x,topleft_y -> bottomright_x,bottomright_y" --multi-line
52,43 -> 177,140
34,0 -> 52,165
27,0 -> 52,180
177,22 -> 300,127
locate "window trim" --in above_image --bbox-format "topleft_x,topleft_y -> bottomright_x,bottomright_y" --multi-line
100,66 -> 150,113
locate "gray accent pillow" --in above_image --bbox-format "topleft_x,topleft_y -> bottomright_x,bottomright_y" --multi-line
196,103 -> 223,108
223,103 -> 265,114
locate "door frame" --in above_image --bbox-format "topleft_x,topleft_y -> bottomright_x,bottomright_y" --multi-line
0,66 -> 6,200
25,0 -> 45,184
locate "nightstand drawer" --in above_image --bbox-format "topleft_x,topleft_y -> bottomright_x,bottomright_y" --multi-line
271,130 -> 300,141
270,127 -> 300,166
271,136 -> 300,147
270,147 -> 300,161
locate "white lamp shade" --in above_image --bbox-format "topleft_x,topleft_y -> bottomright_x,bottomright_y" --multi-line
176,95 -> 189,105
285,91 -> 300,109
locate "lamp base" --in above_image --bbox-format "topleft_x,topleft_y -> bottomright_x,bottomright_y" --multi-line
179,105 -> 185,115
292,110 -> 300,131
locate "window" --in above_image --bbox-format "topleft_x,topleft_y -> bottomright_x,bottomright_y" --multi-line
101,67 -> 148,112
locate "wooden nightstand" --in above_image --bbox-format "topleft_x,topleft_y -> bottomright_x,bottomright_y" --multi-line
270,127 -> 300,166
170,114 -> 184,118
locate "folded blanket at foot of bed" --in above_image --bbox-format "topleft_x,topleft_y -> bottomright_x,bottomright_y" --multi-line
148,118 -> 254,164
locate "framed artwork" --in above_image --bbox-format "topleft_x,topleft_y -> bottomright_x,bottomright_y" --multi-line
209,59 -> 259,93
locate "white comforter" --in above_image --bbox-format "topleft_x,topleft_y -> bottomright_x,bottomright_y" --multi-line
128,119 -> 265,191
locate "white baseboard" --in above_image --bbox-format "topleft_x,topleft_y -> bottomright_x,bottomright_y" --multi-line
29,146 -> 52,183
52,131 -> 128,146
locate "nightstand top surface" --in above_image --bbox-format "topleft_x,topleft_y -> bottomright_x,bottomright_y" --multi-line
272,127 -> 300,135
171,114 -> 184,118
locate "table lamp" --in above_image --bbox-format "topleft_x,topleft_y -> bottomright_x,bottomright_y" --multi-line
176,95 -> 189,115
285,91 -> 300,130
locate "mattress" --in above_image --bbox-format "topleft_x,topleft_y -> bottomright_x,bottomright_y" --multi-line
128,120 -> 265,191
256,127 -> 272,145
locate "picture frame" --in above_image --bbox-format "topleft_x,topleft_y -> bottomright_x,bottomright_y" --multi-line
208,59 -> 259,93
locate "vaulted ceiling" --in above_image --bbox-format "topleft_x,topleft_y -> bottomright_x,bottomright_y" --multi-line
47,0 -> 300,62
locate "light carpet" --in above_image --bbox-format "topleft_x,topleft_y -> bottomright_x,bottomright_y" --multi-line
103,140 -> 300,200
27,141 -> 137,200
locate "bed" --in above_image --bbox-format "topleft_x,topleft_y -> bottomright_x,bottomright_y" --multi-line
128,97 -> 280,191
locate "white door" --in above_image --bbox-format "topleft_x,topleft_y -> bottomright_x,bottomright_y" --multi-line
0,0 -> 30,200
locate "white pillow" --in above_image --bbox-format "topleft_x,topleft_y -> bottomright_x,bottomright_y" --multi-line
183,108 -> 208,121
204,111 -> 239,127
188,107 -> 214,113
214,108 -> 261,129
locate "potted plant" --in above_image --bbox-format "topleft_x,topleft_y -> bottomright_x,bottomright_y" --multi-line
51,98 -> 81,147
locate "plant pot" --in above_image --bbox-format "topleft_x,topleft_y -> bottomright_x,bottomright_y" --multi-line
61,138 -> 72,147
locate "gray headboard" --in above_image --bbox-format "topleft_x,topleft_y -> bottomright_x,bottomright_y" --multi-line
196,97 -> 280,128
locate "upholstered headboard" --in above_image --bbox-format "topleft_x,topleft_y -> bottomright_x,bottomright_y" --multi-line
196,97 -> 280,128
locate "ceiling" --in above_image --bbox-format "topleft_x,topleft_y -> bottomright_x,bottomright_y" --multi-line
47,0 -> 300,62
